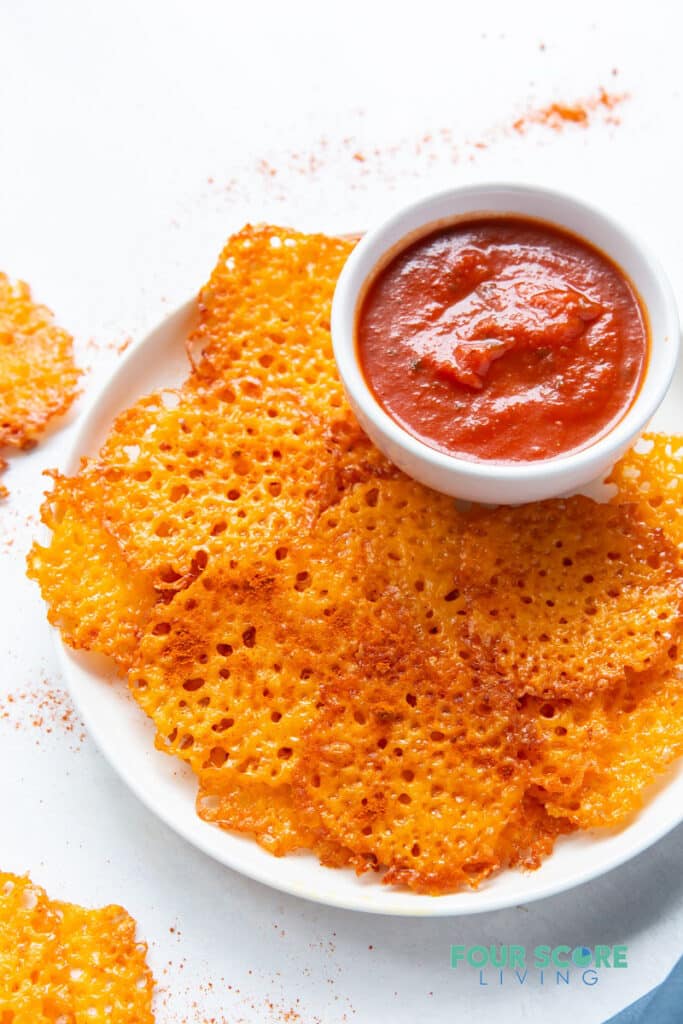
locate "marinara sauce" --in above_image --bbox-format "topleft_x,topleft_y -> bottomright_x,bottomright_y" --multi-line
357,217 -> 648,462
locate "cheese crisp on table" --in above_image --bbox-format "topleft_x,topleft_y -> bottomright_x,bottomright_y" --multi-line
0,273 -> 80,498
28,226 -> 683,895
0,872 -> 154,1022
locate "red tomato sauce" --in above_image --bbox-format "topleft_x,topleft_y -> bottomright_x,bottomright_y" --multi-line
356,217 -> 648,462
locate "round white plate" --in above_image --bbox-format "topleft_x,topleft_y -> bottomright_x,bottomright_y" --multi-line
55,300 -> 683,916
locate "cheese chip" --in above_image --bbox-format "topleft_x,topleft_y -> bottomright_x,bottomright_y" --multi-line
608,433 -> 683,552
0,873 -> 154,1023
460,496 -> 683,699
0,273 -> 80,494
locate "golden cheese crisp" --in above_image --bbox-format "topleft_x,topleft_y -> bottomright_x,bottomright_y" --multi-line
0,873 -> 154,1023
0,273 -> 80,494
293,662 -> 534,894
27,474 -> 156,667
188,225 -> 353,420
27,223 -> 683,895
607,433 -> 683,553
524,660 -> 683,828
460,496 -> 683,699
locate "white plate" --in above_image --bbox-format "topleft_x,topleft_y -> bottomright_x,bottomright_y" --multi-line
55,300 -> 683,916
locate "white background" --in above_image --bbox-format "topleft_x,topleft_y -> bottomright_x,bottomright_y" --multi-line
1,2 -> 683,1021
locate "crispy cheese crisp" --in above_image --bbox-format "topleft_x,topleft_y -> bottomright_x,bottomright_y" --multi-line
129,553 -> 332,853
0,873 -> 154,1023
127,475 -> 463,858
293,664 -> 536,894
27,225 -> 683,896
607,433 -> 683,552
189,225 -> 353,420
0,273 -> 80,494
27,475 -> 156,668
71,382 -> 375,584
460,497 -> 683,699
524,660 -> 683,827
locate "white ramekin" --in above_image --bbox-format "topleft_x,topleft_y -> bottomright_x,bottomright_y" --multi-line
331,183 -> 680,504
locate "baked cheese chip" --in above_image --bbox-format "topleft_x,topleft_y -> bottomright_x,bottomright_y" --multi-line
189,225 -> 353,421
129,553 -> 331,853
128,473 -> 465,860
0,873 -> 154,1023
608,433 -> 683,552
78,382 -> 383,584
0,273 -> 80,494
524,659 -> 683,827
293,664 -> 533,894
460,496 -> 683,699
27,475 -> 155,668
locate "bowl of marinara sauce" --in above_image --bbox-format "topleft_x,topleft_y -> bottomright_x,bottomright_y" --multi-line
331,184 -> 680,504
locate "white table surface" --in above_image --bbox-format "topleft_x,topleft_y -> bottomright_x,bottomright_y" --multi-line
2,3 -> 682,1021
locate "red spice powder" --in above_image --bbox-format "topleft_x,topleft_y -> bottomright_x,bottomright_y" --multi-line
236,85 -> 628,201
0,682 -> 85,749
513,88 -> 627,133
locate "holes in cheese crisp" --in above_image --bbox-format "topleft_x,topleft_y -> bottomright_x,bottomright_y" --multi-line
183,678 -> 204,692
170,483 -> 189,502
153,621 -> 171,636
211,520 -> 227,536
207,747 -> 228,768
179,735 -> 194,750
398,793 -> 411,805
217,385 -> 236,404
212,718 -> 234,733
191,550 -> 209,574
242,626 -> 256,648
268,481 -> 282,496
294,571 -> 311,591
216,643 -> 233,656
278,747 -> 293,760
159,566 -> 182,584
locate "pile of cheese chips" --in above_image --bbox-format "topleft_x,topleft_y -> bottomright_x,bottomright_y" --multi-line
28,227 -> 683,894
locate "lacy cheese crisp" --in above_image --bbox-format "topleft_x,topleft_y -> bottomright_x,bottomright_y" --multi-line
28,225 -> 683,894
0,873 -> 154,1023
0,273 -> 80,496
